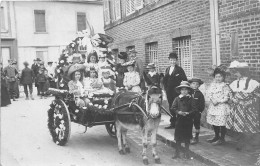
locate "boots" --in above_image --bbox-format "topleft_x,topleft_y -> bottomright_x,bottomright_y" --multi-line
206,136 -> 219,143
172,141 -> 181,159
212,126 -> 226,146
191,132 -> 199,145
184,141 -> 191,159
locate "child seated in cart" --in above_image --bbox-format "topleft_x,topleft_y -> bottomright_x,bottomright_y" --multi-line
67,64 -> 90,107
84,67 -> 114,95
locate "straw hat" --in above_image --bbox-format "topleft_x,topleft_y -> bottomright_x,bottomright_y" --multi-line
122,60 -> 135,67
188,78 -> 204,85
67,64 -> 85,77
175,81 -> 192,93
146,63 -> 156,69
229,60 -> 249,69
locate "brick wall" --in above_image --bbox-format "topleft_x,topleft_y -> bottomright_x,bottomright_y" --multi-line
219,0 -> 260,81
105,0 -> 213,82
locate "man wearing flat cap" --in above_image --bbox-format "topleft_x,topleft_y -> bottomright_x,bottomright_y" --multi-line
163,52 -> 187,129
3,59 -> 19,101
128,50 -> 145,92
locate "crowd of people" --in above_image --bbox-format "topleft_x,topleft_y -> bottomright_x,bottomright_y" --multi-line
1,50 -> 259,160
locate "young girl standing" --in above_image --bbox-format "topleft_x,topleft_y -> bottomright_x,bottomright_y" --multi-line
171,81 -> 197,159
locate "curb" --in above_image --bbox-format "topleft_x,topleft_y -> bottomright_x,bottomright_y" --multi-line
156,133 -> 219,166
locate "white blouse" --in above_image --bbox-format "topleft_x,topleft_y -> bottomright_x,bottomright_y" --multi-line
123,71 -> 140,87
229,77 -> 259,93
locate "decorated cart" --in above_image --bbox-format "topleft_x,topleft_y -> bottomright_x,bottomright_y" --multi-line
47,88 -> 120,145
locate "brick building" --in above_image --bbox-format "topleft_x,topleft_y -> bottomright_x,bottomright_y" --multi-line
104,0 -> 260,82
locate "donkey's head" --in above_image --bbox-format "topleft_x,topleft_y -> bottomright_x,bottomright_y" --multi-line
146,86 -> 163,119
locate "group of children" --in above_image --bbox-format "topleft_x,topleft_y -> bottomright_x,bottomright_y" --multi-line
170,78 -> 205,159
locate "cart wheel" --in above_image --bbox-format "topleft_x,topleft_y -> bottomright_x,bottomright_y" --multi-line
105,123 -> 116,138
48,99 -> 71,146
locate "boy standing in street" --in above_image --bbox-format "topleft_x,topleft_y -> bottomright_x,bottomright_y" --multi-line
189,78 -> 205,144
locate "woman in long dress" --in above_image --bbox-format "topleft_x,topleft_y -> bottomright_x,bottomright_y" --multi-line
206,67 -> 231,146
1,66 -> 11,107
226,61 -> 260,150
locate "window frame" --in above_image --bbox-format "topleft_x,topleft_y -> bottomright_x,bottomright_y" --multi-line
103,0 -> 111,25
145,42 -> 159,72
76,12 -> 87,32
172,36 -> 193,78
1,4 -> 8,32
33,9 -> 47,34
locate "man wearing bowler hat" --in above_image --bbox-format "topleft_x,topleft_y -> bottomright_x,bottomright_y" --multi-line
128,50 -> 145,92
163,52 -> 187,129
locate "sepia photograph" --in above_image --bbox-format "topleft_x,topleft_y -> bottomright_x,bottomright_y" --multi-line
0,0 -> 260,165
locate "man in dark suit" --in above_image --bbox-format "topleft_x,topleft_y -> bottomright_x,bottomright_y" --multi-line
31,58 -> 40,95
163,52 -> 187,129
21,61 -> 35,100
4,59 -> 18,101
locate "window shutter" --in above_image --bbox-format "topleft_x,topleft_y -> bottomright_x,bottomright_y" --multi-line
114,0 -> 121,20
77,13 -> 86,31
135,0 -> 143,10
126,0 -> 135,16
34,10 -> 46,32
103,0 -> 110,24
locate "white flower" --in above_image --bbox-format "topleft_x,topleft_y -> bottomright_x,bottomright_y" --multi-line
75,109 -> 79,113
103,105 -> 108,109
60,83 -> 64,87
104,100 -> 108,104
82,107 -> 87,109
98,105 -> 102,109
57,69 -> 60,73
60,60 -> 64,63
89,103 -> 93,106
94,104 -> 99,107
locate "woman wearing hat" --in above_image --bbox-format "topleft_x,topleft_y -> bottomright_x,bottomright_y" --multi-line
206,67 -> 231,146
171,81 -> 197,159
226,61 -> 260,150
143,63 -> 160,89
123,60 -> 141,93
115,52 -> 128,88
68,64 -> 88,107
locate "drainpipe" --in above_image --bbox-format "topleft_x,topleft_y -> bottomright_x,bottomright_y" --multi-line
209,0 -> 221,65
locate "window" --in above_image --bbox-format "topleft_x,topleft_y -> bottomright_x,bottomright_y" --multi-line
145,42 -> 159,72
103,0 -> 110,24
77,12 -> 86,31
1,47 -> 11,68
126,0 -> 143,16
34,10 -> 46,32
36,48 -> 48,63
1,6 -> 5,31
172,36 -> 193,77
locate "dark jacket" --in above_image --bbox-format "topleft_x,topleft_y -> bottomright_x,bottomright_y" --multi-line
36,73 -> 47,83
3,65 -> 18,82
115,64 -> 128,87
143,71 -> 160,87
171,95 -> 197,141
31,64 -> 39,76
191,89 -> 205,113
163,65 -> 187,104
21,67 -> 35,85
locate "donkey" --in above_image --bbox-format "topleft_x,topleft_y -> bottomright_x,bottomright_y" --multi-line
113,86 -> 163,165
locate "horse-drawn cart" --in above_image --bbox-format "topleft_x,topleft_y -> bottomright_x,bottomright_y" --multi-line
47,88 -> 119,146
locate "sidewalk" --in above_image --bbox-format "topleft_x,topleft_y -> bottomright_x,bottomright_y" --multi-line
157,114 -> 260,166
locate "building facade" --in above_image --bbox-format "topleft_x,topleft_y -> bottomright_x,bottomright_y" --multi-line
104,0 -> 260,82
1,1 -> 18,68
1,0 -> 104,70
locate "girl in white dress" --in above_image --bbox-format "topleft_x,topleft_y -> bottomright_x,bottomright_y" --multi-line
206,67 -> 231,146
123,61 -> 141,93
